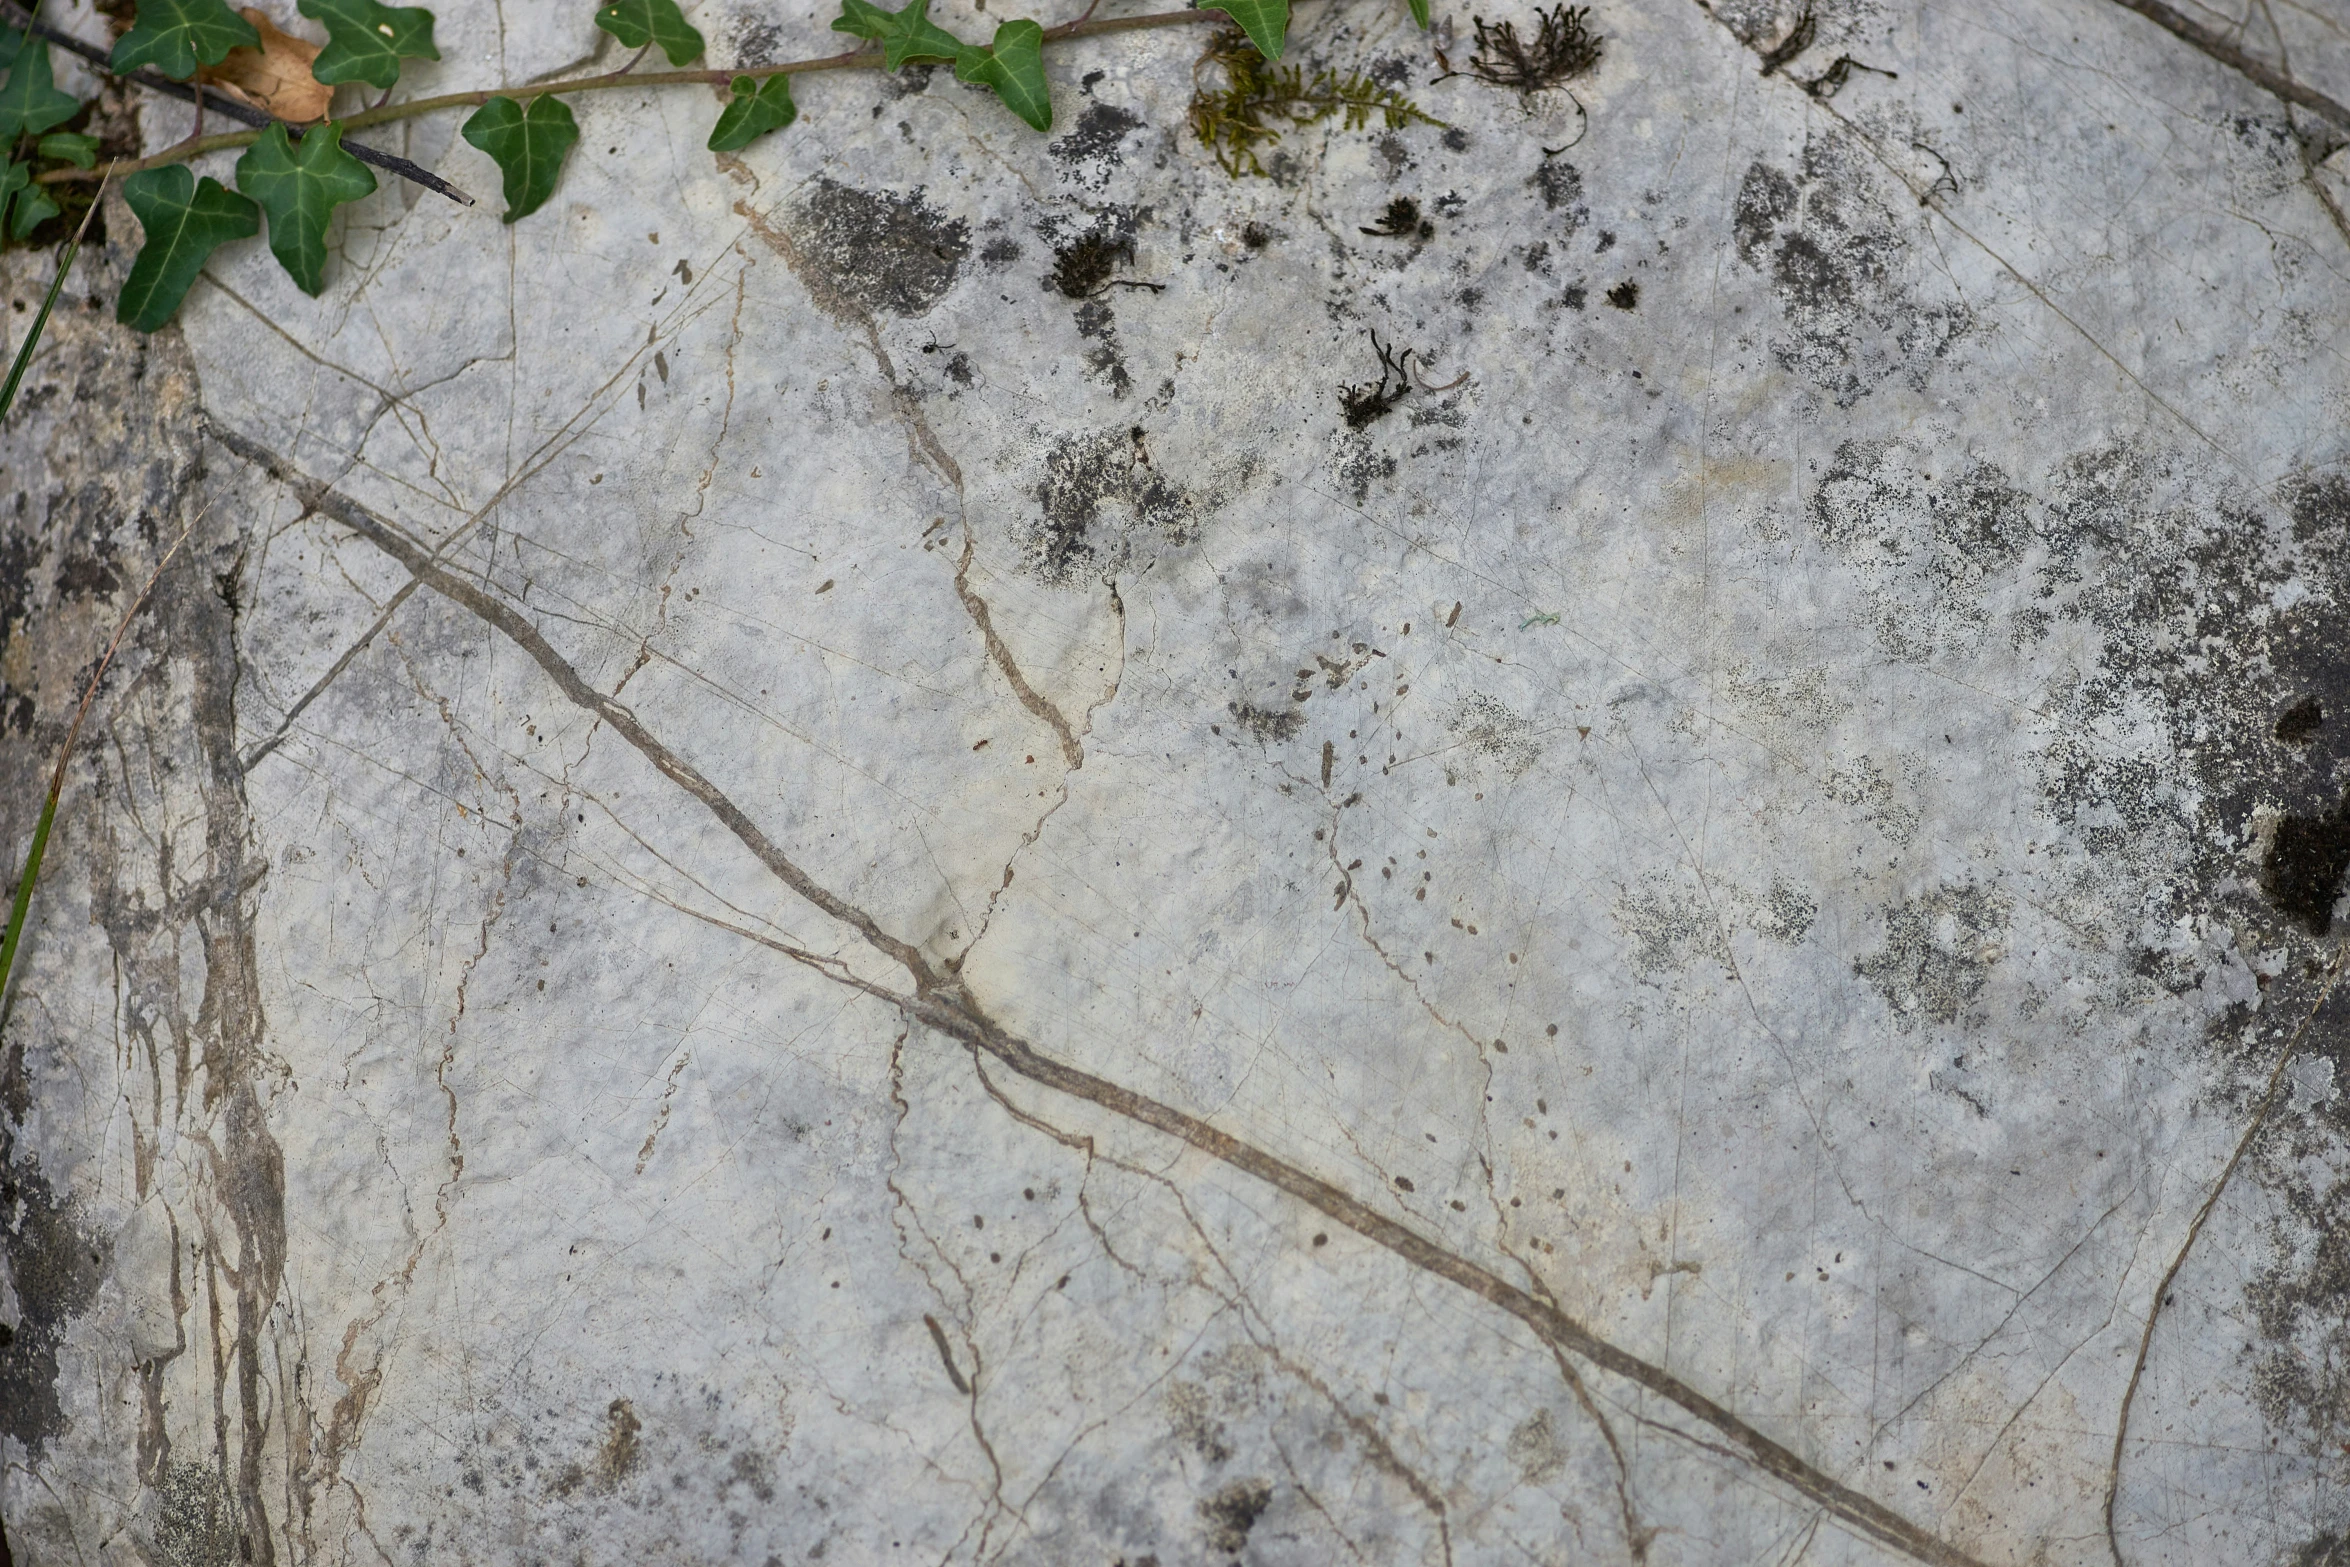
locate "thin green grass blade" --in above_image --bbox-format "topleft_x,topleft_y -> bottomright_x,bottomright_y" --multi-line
0,785 -> 58,1013
0,213 -> 86,421
0,499 -> 193,1017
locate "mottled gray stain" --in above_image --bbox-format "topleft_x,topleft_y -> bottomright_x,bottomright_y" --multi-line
0,1162 -> 107,1456
1852,883 -> 2012,1028
792,179 -> 970,319
1026,427 -> 1192,584
1731,134 -> 1968,405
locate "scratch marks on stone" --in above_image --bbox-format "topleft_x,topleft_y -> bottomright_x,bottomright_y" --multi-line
209,442 -> 1993,1567
2104,949 -> 2350,1566
725,173 -> 1090,779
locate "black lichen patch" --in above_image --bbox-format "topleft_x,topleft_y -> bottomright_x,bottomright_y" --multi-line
1074,298 -> 1132,396
1025,429 -> 1193,584
1604,279 -> 1637,309
980,235 -> 1024,269
1530,158 -> 1588,226
1852,883 -> 2011,1028
1240,221 -> 1272,249
1050,229 -> 1137,299
1198,1477 -> 1273,1554
2265,799 -> 2350,937
1731,133 -> 1967,405
0,1159 -> 109,1456
1334,436 -> 1399,503
1049,101 -> 1146,189
1360,196 -> 1432,240
2280,696 -> 2327,746
793,179 -> 969,318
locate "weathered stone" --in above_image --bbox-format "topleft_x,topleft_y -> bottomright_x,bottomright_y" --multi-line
6,1 -> 2350,1563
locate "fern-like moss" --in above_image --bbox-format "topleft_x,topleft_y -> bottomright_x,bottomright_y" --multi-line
1188,30 -> 1441,180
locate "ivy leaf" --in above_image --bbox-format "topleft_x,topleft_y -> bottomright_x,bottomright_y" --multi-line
37,132 -> 100,169
594,0 -> 704,66
952,19 -> 1050,131
0,27 -> 22,74
831,0 -> 967,72
234,121 -> 377,295
117,164 -> 261,331
0,43 -> 84,139
1199,0 -> 1288,59
111,0 -> 261,80
8,172 -> 56,238
1405,0 -> 1428,25
460,95 -> 578,224
707,74 -> 796,152
296,0 -> 439,91
0,162 -> 28,240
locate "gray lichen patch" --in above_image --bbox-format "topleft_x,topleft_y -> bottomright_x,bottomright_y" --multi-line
1852,882 -> 2013,1028
1731,132 -> 1969,406
1023,427 -> 1194,584
1445,693 -> 1540,779
790,178 -> 971,319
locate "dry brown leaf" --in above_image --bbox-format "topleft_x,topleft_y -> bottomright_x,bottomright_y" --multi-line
197,8 -> 333,124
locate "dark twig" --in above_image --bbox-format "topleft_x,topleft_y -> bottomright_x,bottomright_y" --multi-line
2102,0 -> 2350,133
1338,329 -> 1414,428
0,3 -> 476,205
1758,4 -> 1815,76
1802,53 -> 1896,98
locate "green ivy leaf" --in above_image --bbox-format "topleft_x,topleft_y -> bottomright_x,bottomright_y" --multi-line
831,0 -> 967,72
1199,0 -> 1288,59
953,19 -> 1049,131
37,132 -> 100,169
460,95 -> 578,224
593,0 -> 704,66
707,74 -> 796,152
110,0 -> 260,81
117,164 -> 261,331
0,27 -> 23,74
234,121 -> 377,295
8,174 -> 56,238
0,43 -> 84,140
297,0 -> 440,91
0,161 -> 27,240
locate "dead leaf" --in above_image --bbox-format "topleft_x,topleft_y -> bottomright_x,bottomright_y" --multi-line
198,9 -> 333,124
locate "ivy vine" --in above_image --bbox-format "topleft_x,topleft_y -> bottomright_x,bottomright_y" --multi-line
0,0 -> 1477,331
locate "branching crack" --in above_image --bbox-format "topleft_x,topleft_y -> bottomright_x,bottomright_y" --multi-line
212,430 -> 1994,1567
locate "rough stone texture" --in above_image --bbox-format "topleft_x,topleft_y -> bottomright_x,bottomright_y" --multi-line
5,0 -> 2350,1563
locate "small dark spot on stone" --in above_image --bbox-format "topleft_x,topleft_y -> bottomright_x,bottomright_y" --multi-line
1605,280 -> 1638,309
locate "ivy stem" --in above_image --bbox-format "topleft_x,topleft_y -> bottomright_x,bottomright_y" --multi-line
33,7 -> 1222,188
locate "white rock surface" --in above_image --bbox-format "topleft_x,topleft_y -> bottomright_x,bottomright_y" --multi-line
6,1 -> 2350,1563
